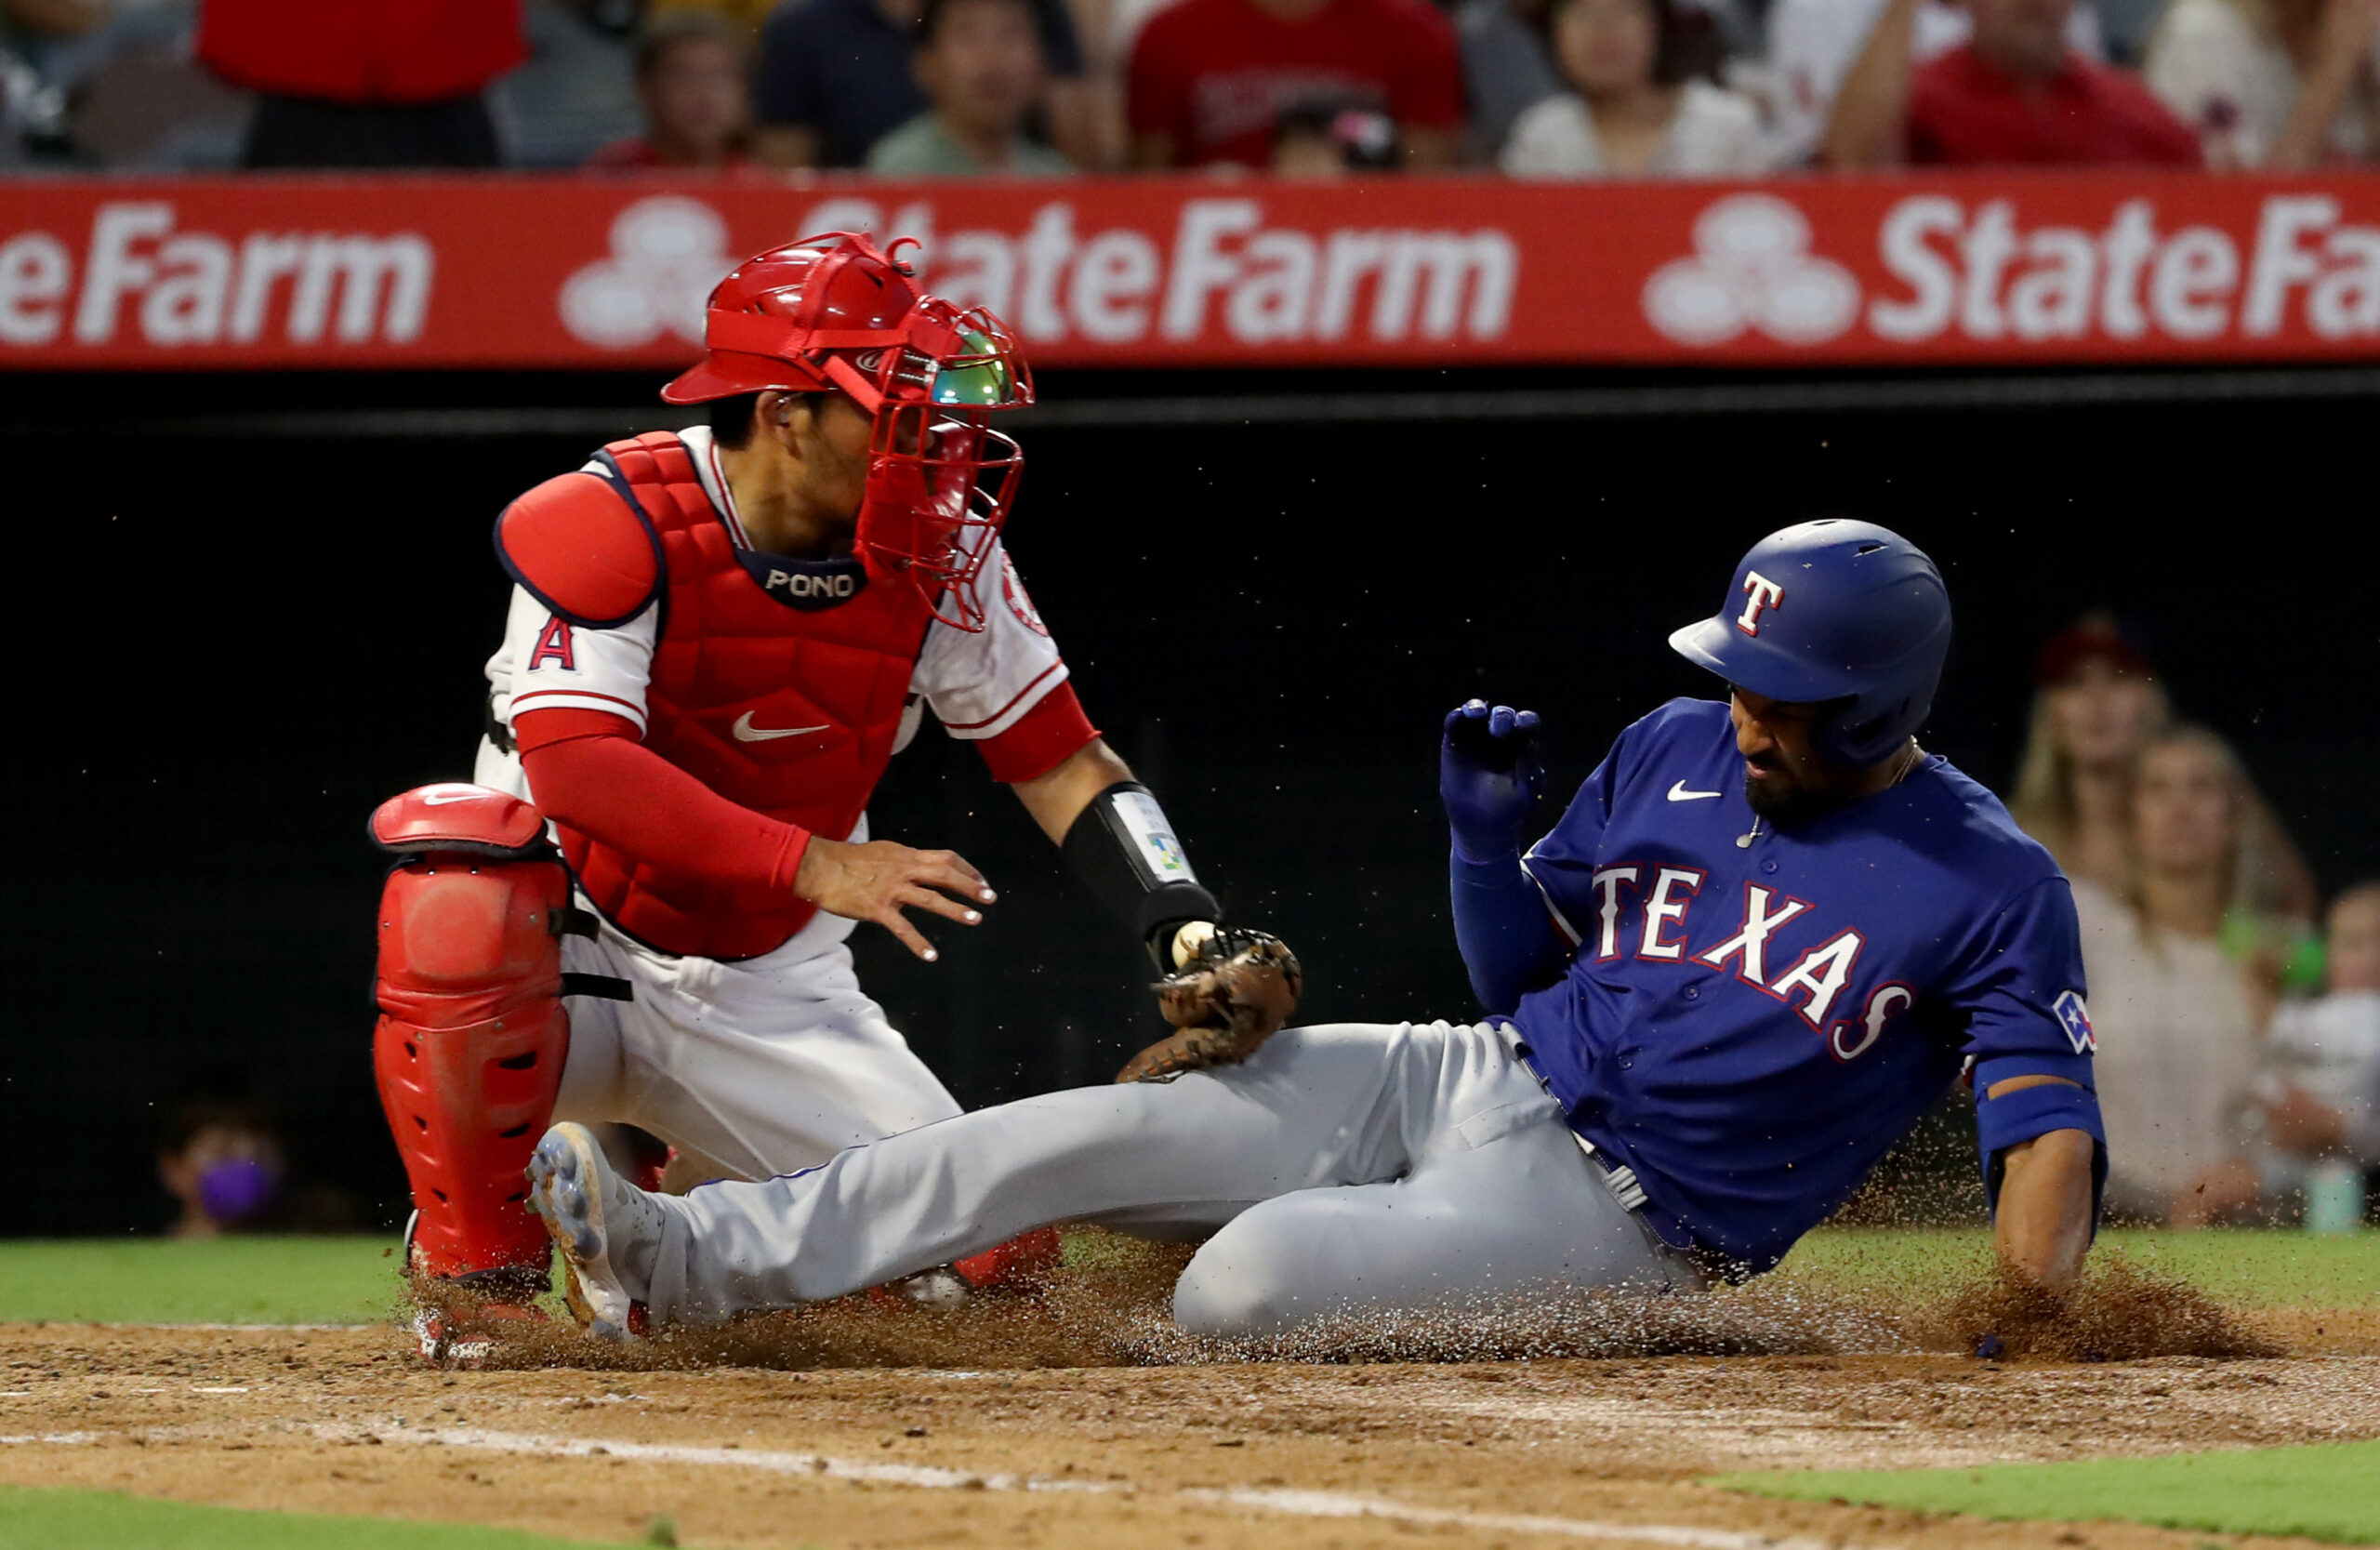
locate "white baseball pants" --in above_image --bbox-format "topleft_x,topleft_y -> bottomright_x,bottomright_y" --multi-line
475,734 -> 962,1185
640,1020 -> 1699,1337
551,909 -> 962,1186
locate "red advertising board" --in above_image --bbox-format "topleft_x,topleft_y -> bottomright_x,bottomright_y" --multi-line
4,172 -> 2379,370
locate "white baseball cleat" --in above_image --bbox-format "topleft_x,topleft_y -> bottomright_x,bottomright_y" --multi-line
525,1122 -> 665,1342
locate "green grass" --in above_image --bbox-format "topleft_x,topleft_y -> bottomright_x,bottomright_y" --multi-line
1,1225 -> 2371,1327
0,1237 -> 403,1325
1715,1438 -> 2380,1545
1774,1225 -> 2380,1307
0,1484 -> 616,1549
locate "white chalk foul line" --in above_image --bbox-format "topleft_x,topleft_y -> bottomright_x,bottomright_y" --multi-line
1191,1486 -> 1849,1548
317,1424 -> 1865,1549
321,1424 -> 1106,1494
75,1322 -> 376,1332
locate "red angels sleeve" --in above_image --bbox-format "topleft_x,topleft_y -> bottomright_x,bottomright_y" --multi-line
512,709 -> 813,893
913,540 -> 1099,783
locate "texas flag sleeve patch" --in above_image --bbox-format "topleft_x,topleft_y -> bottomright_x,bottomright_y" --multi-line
2052,989 -> 2096,1054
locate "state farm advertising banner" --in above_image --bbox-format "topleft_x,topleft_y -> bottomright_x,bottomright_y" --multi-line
5,172 -> 2380,369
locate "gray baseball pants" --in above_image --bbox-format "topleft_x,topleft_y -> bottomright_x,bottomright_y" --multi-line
640,1020 -> 1699,1336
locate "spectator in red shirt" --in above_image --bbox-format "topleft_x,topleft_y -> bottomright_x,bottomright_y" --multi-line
588,13 -> 754,167
197,0 -> 525,167
1822,0 -> 2201,166
1126,0 -> 1465,169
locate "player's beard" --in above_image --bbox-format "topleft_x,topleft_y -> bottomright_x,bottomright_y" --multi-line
1742,765 -> 1841,829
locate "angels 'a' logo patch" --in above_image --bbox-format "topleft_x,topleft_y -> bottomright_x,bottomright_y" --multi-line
1001,552 -> 1049,637
2053,989 -> 2096,1053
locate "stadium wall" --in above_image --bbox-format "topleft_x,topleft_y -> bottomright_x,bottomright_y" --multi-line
1,337 -> 2369,1237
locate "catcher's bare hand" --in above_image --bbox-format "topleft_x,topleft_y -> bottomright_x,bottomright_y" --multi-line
1117,926 -> 1302,1082
795,837 -> 994,961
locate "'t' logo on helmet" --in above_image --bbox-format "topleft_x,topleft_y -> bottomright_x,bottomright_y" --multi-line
1735,571 -> 1785,636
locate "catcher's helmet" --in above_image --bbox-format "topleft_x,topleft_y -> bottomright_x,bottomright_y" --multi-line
662,232 -> 1034,632
1668,520 -> 1950,770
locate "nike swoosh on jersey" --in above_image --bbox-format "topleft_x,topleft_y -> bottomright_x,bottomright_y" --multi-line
1666,779 -> 1723,801
733,712 -> 830,743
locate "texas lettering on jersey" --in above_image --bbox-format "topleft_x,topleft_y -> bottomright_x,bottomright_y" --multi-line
1567,868 -> 1911,1064
1507,698 -> 2092,1271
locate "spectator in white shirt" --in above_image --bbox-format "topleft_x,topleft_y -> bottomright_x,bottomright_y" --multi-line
1500,0 -> 1765,173
2144,0 -> 2380,167
2081,726 -> 2275,1226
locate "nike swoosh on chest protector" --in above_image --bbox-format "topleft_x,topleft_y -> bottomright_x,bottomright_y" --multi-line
732,712 -> 830,743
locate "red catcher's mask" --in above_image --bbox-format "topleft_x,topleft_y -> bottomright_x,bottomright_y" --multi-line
661,233 -> 1035,632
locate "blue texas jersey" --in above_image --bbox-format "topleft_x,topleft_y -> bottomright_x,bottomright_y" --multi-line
1509,698 -> 2100,1273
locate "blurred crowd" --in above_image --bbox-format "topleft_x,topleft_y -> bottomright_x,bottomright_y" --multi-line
2011,614 -> 2380,1230
4,0 -> 2378,175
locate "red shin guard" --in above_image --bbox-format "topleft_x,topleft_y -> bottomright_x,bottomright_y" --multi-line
370,785 -> 573,1283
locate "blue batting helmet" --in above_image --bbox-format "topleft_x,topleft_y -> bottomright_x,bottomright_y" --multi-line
1668,520 -> 1951,769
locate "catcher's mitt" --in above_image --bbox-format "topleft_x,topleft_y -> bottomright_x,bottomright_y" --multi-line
1116,927 -> 1302,1083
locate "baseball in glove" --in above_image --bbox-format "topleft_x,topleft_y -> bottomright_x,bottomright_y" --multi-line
1116,925 -> 1303,1083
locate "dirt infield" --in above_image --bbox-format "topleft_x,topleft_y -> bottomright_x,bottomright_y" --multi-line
5,1249 -> 2377,1550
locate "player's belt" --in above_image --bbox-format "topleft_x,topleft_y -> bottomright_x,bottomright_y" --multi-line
1570,1135 -> 1651,1212
1494,1023 -> 1651,1213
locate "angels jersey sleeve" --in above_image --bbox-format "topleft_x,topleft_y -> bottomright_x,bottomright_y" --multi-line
484,585 -> 658,737
909,540 -> 1098,782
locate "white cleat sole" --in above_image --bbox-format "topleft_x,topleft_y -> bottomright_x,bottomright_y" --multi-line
526,1122 -> 641,1342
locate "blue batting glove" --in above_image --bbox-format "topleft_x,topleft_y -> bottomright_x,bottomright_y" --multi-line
1440,699 -> 1544,864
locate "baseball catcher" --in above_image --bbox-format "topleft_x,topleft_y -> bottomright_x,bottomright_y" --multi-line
369,232 -> 1279,1358
524,521 -> 2106,1343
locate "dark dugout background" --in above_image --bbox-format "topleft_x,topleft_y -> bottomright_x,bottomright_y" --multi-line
3,368 -> 2372,1236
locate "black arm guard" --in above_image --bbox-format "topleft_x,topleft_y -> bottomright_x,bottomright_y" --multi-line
1061,781 -> 1221,967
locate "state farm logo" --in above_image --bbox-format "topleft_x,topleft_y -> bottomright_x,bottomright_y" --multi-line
550,192 -> 1519,354
558,196 -> 734,349
1643,189 -> 2380,350
1870,192 -> 2380,343
0,202 -> 430,348
1643,193 -> 1859,347
800,195 -> 1514,348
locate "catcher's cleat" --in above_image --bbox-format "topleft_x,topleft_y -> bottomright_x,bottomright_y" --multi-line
952,1225 -> 1062,1292
865,1225 -> 1062,1307
526,1122 -> 664,1342
403,1209 -> 556,1368
411,1302 -> 546,1369
871,1268 -> 972,1309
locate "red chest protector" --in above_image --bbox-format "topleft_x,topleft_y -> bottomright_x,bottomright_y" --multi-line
498,431 -> 940,960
